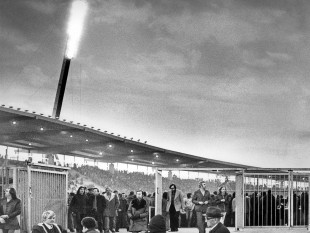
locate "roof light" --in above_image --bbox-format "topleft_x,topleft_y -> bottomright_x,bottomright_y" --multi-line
156,154 -> 159,158
108,144 -> 112,148
130,150 -> 134,153
12,121 -> 17,125
40,127 -> 44,131
29,143 -> 32,146
176,159 -> 179,162
99,152 -> 103,155
152,162 -> 155,165
131,159 -> 134,161
85,139 -> 88,142
70,135 -> 73,138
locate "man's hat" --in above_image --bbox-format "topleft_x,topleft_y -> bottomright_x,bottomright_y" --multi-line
206,207 -> 223,218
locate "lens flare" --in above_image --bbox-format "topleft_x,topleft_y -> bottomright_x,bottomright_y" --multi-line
65,0 -> 88,59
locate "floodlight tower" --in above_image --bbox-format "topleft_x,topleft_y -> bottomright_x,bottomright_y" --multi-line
52,0 -> 88,118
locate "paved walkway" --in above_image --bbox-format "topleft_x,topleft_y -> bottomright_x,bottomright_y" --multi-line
118,227 -> 310,233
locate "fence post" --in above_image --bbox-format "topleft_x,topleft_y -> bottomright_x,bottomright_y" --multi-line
155,169 -> 162,215
235,171 -> 244,230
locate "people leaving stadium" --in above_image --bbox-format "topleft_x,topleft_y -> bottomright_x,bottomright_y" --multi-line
0,188 -> 21,233
103,187 -> 119,233
69,186 -> 87,233
32,210 -> 65,233
192,181 -> 211,233
166,184 -> 185,232
205,207 -> 230,233
127,190 -> 149,233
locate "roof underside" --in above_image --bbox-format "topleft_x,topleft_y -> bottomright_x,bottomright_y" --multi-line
0,106 -> 252,169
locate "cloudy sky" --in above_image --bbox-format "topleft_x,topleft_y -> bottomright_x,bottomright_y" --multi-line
1,0 -> 310,167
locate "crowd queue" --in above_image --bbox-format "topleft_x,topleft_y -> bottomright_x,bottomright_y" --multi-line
1,181 -> 308,233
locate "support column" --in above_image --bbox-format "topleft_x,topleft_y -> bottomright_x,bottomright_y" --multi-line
308,174 -> 310,231
235,172 -> 244,230
155,168 -> 162,215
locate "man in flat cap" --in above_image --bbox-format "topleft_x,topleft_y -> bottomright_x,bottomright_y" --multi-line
205,207 -> 230,233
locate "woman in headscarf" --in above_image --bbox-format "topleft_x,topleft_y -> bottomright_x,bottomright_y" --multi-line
32,210 -> 65,233
0,187 -> 21,233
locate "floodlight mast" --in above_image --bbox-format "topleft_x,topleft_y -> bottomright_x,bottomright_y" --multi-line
52,0 -> 88,118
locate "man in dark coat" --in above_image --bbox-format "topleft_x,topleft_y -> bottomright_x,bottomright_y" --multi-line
205,207 -> 230,233
88,188 -> 106,233
192,181 -> 211,233
116,193 -> 128,232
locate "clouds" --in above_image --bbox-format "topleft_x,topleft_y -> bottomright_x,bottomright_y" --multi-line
2,0 -> 310,167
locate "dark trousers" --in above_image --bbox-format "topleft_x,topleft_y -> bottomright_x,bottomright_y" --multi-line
169,205 -> 180,231
116,212 -> 128,230
68,209 -> 75,231
75,213 -> 86,233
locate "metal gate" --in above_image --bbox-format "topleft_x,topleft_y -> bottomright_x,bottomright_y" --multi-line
243,171 -> 309,228
0,164 -> 68,233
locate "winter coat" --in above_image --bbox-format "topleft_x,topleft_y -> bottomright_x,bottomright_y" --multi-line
103,193 -> 119,217
209,222 -> 230,233
69,194 -> 87,215
32,223 -> 65,233
0,198 -> 21,230
127,198 -> 149,232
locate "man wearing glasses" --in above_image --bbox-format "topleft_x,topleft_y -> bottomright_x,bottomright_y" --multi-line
205,207 -> 230,233
192,181 -> 211,233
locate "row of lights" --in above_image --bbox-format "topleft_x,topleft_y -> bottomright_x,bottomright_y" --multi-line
5,108 -> 181,165
5,104 -> 148,144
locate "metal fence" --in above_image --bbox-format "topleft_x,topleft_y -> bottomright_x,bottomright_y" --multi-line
0,164 -> 68,233
243,172 -> 309,228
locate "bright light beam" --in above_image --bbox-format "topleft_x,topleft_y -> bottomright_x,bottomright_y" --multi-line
65,0 -> 88,59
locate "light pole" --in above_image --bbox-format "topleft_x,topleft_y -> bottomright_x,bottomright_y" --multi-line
52,0 -> 88,118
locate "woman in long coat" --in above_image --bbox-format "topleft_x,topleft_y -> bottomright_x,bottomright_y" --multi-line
127,190 -> 149,233
69,186 -> 87,233
0,187 -> 21,233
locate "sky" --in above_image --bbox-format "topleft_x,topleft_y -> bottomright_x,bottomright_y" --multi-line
1,0 -> 310,168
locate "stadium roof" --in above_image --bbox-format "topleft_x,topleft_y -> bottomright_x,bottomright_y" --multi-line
0,106 -> 252,169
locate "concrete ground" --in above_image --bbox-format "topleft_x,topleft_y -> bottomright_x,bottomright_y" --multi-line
117,227 -> 310,233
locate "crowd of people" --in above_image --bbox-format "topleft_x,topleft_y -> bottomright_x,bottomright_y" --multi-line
72,165 -> 234,195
